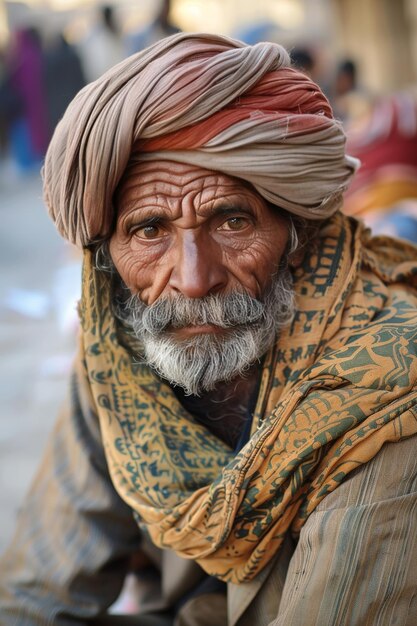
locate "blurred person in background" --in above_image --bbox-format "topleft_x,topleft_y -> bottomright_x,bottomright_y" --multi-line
2,27 -> 48,173
289,47 -> 315,77
78,4 -> 125,83
43,33 -> 86,141
126,0 -> 181,55
331,58 -> 371,124
0,33 -> 416,626
233,17 -> 284,47
0,47 -> 17,160
344,90 -> 417,243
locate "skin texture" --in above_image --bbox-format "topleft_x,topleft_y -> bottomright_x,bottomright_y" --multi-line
109,160 -> 290,338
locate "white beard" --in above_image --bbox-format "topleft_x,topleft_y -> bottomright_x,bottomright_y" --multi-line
115,268 -> 295,396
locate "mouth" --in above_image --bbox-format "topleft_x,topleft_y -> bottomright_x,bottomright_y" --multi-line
168,324 -> 226,338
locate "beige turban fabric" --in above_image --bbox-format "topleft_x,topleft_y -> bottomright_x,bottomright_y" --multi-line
43,33 -> 358,248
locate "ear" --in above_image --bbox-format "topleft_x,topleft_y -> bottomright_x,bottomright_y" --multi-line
288,248 -> 305,268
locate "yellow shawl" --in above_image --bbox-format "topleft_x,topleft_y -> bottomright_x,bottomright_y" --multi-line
79,212 -> 417,583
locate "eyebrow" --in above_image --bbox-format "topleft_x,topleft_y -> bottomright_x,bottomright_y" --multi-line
122,201 -> 256,225
202,203 -> 256,218
124,213 -> 163,232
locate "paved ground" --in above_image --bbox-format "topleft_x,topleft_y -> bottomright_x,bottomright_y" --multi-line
0,168 -> 80,553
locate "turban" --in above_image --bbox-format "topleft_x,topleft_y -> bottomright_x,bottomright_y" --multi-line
43,33 -> 358,248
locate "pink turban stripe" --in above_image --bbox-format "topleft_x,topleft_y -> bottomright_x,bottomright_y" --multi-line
139,69 -> 333,151
43,33 -> 358,247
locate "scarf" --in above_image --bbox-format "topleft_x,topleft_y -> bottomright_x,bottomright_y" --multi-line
79,211 -> 417,583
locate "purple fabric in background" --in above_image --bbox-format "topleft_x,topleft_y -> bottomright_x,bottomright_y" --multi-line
9,29 -> 49,159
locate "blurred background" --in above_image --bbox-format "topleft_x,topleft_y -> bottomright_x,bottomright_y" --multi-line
1,0 -> 417,568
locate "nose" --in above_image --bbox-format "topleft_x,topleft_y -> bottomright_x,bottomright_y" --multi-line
168,231 -> 227,298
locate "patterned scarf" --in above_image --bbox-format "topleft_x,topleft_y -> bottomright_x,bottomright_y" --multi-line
79,211 -> 417,583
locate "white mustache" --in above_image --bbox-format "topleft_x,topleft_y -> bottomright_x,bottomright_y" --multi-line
130,292 -> 266,335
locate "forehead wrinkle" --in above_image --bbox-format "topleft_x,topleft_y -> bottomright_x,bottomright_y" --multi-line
195,176 -> 258,213
118,172 -> 182,214
118,162 -> 260,219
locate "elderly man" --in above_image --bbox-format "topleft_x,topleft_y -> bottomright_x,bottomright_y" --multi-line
0,33 -> 416,626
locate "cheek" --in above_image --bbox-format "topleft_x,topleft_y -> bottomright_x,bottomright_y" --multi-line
109,238 -> 146,291
109,236 -> 171,302
224,231 -> 289,296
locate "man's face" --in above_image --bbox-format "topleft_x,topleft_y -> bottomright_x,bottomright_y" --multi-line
109,160 -> 293,394
110,161 -> 289,311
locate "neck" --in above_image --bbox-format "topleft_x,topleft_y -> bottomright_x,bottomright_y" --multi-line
172,362 -> 261,449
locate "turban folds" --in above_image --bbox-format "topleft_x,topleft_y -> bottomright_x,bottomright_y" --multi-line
43,33 -> 358,247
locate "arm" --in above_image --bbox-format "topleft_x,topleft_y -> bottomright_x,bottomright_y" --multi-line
238,433 -> 417,626
274,434 -> 417,625
0,346 -> 142,625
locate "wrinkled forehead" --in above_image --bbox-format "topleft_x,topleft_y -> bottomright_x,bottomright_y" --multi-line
115,159 -> 266,216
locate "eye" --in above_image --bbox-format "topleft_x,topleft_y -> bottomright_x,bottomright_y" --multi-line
140,225 -> 160,238
219,216 -> 250,232
132,222 -> 163,240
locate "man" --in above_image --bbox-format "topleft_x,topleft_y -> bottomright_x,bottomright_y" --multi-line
126,0 -> 181,55
78,5 -> 126,83
0,33 -> 416,625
